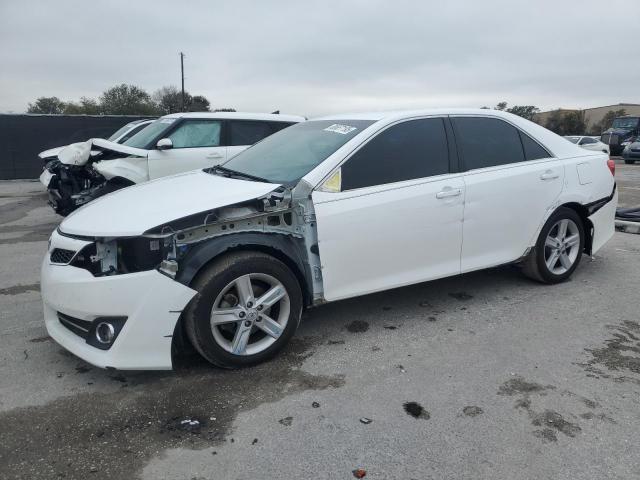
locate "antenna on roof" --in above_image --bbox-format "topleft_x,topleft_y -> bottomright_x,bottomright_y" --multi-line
271,110 -> 280,114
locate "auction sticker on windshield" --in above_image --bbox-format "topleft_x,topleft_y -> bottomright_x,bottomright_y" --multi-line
324,124 -> 358,134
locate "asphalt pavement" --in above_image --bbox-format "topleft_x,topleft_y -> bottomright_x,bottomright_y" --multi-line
0,166 -> 639,480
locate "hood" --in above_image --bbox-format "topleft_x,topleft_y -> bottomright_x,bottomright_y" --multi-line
39,146 -> 65,159
59,169 -> 281,237
603,127 -> 632,136
58,138 -> 148,166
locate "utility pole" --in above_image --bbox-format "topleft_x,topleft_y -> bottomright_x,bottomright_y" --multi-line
180,52 -> 186,112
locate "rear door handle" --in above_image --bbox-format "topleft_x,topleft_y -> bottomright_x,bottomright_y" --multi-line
436,188 -> 462,199
206,152 -> 224,159
540,171 -> 559,181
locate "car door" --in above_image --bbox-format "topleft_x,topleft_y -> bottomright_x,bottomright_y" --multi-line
312,117 -> 465,302
147,119 -> 226,179
226,120 -> 278,159
451,116 -> 564,273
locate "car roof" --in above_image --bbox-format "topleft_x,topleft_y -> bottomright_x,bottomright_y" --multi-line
313,108 -> 534,122
162,112 -> 305,122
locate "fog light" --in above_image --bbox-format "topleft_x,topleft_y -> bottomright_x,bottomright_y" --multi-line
95,322 -> 115,344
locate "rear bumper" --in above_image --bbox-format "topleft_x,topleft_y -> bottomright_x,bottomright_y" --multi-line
589,189 -> 618,254
41,257 -> 197,370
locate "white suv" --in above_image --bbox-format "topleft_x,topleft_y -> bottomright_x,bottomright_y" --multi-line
42,109 -> 617,370
40,112 -> 304,215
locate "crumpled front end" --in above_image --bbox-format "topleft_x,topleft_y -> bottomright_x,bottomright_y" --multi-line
42,229 -> 197,370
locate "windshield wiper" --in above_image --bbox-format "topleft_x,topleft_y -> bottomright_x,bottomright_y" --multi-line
210,165 -> 270,183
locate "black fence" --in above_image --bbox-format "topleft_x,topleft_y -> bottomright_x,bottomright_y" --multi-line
0,114 -> 153,180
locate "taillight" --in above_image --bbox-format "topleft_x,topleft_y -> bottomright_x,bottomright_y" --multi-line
607,158 -> 615,176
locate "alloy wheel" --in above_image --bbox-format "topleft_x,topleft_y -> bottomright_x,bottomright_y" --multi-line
544,218 -> 581,275
209,273 -> 290,356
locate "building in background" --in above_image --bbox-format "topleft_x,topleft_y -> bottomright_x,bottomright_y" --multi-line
535,103 -> 640,134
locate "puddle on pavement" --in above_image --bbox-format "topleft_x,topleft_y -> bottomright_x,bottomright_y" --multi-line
581,320 -> 640,381
0,336 -> 344,480
497,375 -> 610,443
0,283 -> 40,295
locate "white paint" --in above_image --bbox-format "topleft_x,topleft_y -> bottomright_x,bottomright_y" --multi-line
313,174 -> 465,301
59,169 -> 281,237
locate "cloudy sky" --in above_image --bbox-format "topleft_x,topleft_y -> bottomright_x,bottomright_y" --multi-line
1,0 -> 638,116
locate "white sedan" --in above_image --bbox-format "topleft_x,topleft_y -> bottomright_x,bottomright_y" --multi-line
42,109 -> 617,370
565,135 -> 610,155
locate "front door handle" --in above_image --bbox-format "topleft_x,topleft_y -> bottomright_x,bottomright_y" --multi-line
206,152 -> 224,159
540,171 -> 559,181
436,188 -> 462,199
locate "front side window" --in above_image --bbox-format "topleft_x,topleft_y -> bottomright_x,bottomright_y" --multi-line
168,120 -> 221,148
108,123 -> 136,142
453,117 -> 525,170
117,122 -> 150,144
220,120 -> 373,185
341,118 -> 450,190
229,121 -> 273,146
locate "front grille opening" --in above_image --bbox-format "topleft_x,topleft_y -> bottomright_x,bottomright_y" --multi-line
50,248 -> 76,264
57,312 -> 92,339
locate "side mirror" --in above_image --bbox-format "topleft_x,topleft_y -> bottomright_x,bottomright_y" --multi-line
156,138 -> 173,150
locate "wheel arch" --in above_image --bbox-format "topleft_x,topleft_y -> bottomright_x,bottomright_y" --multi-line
557,202 -> 593,255
174,232 -> 313,307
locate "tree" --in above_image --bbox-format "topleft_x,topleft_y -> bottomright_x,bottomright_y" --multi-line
545,109 -> 586,135
62,97 -> 101,115
489,101 -> 540,121
188,95 -> 210,112
27,96 -> 66,114
214,107 -> 236,112
99,84 -> 157,115
506,105 -> 540,121
152,86 -> 183,114
589,109 -> 626,135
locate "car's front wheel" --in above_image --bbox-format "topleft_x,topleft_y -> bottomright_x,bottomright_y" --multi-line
522,207 -> 585,284
624,159 -> 636,164
183,251 -> 303,368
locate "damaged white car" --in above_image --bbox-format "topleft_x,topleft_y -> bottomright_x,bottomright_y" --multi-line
42,109 -> 617,370
40,112 -> 304,215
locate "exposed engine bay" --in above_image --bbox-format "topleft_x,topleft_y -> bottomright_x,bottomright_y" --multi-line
40,139 -> 144,216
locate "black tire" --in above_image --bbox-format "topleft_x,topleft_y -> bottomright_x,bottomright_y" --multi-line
183,251 -> 303,368
521,207 -> 585,284
624,159 -> 635,165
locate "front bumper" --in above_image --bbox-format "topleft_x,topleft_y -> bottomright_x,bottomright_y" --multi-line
622,150 -> 640,159
41,241 -> 197,370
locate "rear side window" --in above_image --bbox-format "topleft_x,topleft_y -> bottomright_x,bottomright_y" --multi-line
341,118 -> 449,190
229,121 -> 273,146
520,132 -> 551,160
453,117 -> 524,170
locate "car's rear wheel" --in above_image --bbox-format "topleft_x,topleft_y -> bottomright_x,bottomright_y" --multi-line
624,159 -> 635,164
522,207 -> 584,284
183,251 -> 303,368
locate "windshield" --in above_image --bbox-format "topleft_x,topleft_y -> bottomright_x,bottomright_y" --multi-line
107,122 -> 136,142
123,118 -> 176,149
219,120 -> 374,184
565,136 -> 580,144
611,117 -> 639,130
